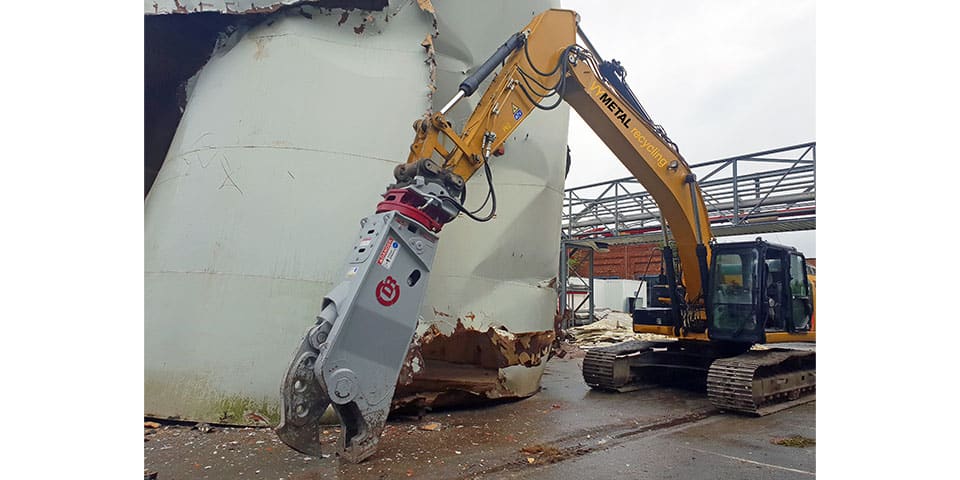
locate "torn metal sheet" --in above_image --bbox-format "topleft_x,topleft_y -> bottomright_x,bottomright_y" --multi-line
415,0 -> 439,109
146,0 -> 388,15
416,319 -> 555,369
415,0 -> 434,14
145,0 -> 436,425
145,0 -> 566,425
393,317 -> 554,410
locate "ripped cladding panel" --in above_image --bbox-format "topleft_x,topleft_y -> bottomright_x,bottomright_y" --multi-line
417,319 -> 555,370
146,0 -> 388,15
144,0 -> 568,424
144,0 -> 436,425
144,0 -> 389,194
393,318 -> 555,410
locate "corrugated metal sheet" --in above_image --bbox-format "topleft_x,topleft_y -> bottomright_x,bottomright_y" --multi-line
573,243 -> 662,279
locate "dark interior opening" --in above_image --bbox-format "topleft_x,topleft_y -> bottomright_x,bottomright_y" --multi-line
144,1 -> 389,197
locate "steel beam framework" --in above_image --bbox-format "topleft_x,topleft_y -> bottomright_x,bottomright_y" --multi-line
562,142 -> 816,239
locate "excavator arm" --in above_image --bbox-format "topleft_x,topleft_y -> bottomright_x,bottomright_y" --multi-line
562,47 -> 713,304
276,8 -> 712,462
403,10 -> 711,301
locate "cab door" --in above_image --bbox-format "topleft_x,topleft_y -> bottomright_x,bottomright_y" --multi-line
706,247 -> 765,344
787,253 -> 813,332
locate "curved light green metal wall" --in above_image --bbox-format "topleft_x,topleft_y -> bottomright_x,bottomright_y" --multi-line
145,0 -> 564,424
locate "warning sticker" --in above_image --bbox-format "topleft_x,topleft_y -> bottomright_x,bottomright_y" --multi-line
377,237 -> 400,270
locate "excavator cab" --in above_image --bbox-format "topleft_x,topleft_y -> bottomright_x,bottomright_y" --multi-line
706,239 -> 812,344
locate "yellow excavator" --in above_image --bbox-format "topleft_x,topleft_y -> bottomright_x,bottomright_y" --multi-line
275,8 -> 815,463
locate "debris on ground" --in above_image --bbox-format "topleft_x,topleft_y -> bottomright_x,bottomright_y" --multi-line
574,307 -> 612,321
144,470 -> 158,480
244,411 -> 271,426
563,312 -> 671,348
419,422 -> 442,431
144,421 -> 161,429
144,356 -> 815,478
771,435 -> 816,447
520,444 -> 568,464
550,340 -> 586,359
193,422 -> 215,433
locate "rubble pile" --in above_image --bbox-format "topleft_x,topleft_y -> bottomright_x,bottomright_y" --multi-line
563,311 -> 670,348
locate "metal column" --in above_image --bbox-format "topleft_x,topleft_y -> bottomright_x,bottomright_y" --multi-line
588,248 -> 595,325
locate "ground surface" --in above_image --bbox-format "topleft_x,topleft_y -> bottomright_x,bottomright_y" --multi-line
145,352 -> 815,479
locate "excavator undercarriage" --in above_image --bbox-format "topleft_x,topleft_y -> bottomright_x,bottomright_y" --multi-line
583,340 -> 815,416
707,348 -> 816,415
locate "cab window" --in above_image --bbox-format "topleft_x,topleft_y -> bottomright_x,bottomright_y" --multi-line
712,251 -> 757,305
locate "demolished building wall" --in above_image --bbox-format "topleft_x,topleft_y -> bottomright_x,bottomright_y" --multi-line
144,0 -> 565,425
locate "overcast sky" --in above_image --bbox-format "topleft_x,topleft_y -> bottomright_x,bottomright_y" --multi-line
561,0 -> 816,256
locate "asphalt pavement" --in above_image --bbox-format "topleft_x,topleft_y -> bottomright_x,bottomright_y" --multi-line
145,350 -> 815,479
